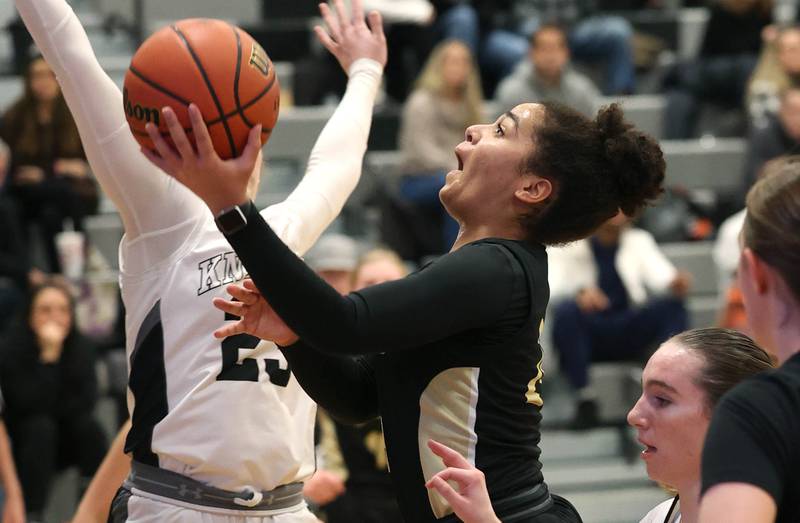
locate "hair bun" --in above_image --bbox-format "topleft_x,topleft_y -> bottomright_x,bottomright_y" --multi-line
596,104 -> 665,216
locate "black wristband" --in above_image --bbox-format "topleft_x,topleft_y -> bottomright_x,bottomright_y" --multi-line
215,200 -> 255,236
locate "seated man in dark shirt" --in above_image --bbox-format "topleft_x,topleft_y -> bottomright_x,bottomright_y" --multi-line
549,212 -> 691,428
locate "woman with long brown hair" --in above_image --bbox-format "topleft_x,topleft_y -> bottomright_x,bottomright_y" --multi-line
1,55 -> 96,273
0,279 -> 107,521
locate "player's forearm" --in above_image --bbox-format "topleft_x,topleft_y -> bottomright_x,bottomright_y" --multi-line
0,423 -> 22,499
363,0 -> 434,23
277,59 -> 382,255
72,420 -> 131,523
227,205 -> 365,354
279,342 -> 379,425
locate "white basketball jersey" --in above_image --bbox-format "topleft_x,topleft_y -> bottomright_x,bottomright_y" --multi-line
120,208 -> 316,493
13,0 -> 382,494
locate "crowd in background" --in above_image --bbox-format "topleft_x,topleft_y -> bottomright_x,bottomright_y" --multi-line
0,0 -> 799,520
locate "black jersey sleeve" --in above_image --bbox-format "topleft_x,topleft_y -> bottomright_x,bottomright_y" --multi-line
279,341 -> 378,424
701,377 -> 792,503
226,202 -> 517,356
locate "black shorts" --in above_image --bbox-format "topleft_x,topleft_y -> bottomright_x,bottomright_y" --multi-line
526,494 -> 583,523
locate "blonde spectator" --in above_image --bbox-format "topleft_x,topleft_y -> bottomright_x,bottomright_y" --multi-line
353,248 -> 409,289
398,39 -> 483,252
747,25 -> 800,128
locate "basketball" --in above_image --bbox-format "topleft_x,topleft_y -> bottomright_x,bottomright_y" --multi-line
123,18 -> 279,159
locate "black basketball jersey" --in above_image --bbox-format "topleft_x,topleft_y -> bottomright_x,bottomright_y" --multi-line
227,207 -> 553,522
371,239 -> 549,521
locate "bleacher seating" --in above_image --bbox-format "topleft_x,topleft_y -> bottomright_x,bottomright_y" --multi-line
91,0 -> 260,32
0,76 -> 21,109
662,138 -> 746,193
661,241 -> 717,296
597,95 -> 666,140
84,213 -> 124,270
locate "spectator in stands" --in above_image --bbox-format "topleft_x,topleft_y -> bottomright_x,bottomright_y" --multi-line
0,56 -> 97,274
473,0 -> 636,95
299,233 -> 358,516
0,390 -> 26,523
324,247 -> 409,523
743,86 -> 800,191
294,1 -> 477,106
302,238 -> 408,523
353,247 -> 409,289
748,25 -> 800,128
305,233 -> 361,296
663,0 -> 773,139
714,155 -> 797,332
698,152 -> 800,522
549,211 -> 691,429
362,0 -> 480,102
496,24 -> 601,117
398,39 -> 483,252
0,140 -> 45,334
0,280 -> 107,521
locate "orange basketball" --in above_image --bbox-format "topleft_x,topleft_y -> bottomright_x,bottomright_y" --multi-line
123,19 -> 279,159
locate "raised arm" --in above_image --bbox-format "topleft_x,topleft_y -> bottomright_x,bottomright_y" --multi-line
261,1 -> 386,256
13,0 -> 206,251
71,420 -> 132,523
214,214 -> 516,355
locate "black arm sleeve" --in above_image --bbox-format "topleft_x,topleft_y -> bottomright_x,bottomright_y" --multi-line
279,341 -> 378,425
701,379 -> 792,503
226,202 -> 515,356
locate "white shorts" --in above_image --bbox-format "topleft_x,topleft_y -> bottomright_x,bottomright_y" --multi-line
117,490 -> 319,523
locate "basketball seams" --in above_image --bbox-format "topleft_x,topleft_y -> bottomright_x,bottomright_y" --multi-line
230,24 -> 256,129
124,20 -> 278,156
128,66 -> 193,107
171,23 -> 238,158
206,73 -> 277,131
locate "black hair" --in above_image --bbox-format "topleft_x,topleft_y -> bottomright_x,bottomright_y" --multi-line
530,23 -> 568,47
520,102 -> 665,245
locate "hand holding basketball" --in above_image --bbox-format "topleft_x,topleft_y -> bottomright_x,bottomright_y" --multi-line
315,0 -> 387,73
124,19 -> 280,159
142,103 -> 261,215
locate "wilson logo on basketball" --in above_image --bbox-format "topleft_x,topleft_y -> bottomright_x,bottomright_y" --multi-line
248,43 -> 270,76
123,87 -> 160,126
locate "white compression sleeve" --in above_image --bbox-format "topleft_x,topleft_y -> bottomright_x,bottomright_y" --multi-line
13,0 -> 206,248
264,58 -> 383,256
